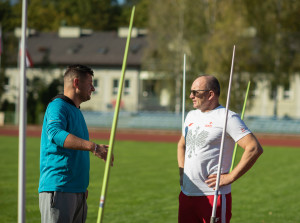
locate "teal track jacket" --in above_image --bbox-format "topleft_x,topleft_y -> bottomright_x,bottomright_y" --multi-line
38,97 -> 90,193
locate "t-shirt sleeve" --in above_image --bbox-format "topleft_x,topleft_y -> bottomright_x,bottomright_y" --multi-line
45,100 -> 70,147
226,112 -> 251,142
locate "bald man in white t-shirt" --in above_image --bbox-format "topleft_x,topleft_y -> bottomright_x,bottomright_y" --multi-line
177,75 -> 263,223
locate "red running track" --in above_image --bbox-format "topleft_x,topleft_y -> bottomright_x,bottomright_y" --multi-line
0,125 -> 299,148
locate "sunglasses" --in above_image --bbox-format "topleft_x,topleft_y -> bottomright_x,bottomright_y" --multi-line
190,89 -> 210,96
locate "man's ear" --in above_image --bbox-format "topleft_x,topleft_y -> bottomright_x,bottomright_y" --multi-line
208,90 -> 215,100
73,78 -> 79,88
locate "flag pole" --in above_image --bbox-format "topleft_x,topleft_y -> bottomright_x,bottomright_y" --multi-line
210,45 -> 236,223
182,54 -> 186,130
229,81 -> 251,172
18,0 -> 28,222
96,6 -> 135,223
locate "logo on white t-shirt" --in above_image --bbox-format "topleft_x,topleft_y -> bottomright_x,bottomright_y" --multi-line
186,127 -> 209,158
205,122 -> 213,127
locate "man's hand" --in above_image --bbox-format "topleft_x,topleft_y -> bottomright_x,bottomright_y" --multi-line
179,167 -> 184,186
177,136 -> 185,187
93,144 -> 114,166
205,174 -> 234,190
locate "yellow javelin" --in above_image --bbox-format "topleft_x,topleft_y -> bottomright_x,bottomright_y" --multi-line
96,6 -> 135,223
230,81 -> 251,172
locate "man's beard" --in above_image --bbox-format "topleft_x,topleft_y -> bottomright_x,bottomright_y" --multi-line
79,93 -> 91,102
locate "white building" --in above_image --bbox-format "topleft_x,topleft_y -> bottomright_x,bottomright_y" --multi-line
2,27 -> 300,119
247,74 -> 300,118
3,27 -> 147,113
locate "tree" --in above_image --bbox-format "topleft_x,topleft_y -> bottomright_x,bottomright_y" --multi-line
142,0 -> 184,112
27,77 -> 45,124
119,0 -> 150,28
27,76 -> 63,124
9,0 -> 123,31
144,0 -> 300,113
144,0 -> 221,112
202,0 -> 253,111
0,0 -> 20,105
242,0 -> 300,116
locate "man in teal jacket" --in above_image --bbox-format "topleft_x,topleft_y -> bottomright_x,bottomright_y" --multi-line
39,64 -> 110,223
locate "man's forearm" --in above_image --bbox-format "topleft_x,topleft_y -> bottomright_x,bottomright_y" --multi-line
177,137 -> 185,169
231,146 -> 262,182
230,135 -> 263,182
63,134 -> 94,152
63,134 -> 110,162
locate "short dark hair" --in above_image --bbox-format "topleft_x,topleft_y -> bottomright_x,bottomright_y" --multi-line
203,75 -> 221,96
64,64 -> 94,80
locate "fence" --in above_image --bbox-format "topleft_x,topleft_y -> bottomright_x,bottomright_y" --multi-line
82,111 -> 300,135
2,111 -> 300,135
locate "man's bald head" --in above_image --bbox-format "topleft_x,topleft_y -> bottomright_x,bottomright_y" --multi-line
194,75 -> 220,97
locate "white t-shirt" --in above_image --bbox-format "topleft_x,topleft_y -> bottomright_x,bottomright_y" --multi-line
182,105 -> 251,196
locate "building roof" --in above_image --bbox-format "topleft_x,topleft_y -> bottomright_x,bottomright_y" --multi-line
26,30 -> 147,67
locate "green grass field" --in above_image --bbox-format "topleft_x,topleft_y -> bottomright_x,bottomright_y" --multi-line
0,135 -> 299,223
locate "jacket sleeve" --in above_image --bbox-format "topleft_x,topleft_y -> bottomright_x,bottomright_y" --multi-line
45,100 -> 70,147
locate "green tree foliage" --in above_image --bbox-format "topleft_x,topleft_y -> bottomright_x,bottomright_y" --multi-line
142,0 -> 187,112
144,0 -> 216,111
0,0 -> 21,103
5,0 -> 149,31
145,0 -> 300,112
202,1 -> 253,110
242,0 -> 300,116
242,0 -> 300,84
8,0 -> 123,31
27,76 -> 63,124
0,0 -> 16,30
119,0 -> 150,28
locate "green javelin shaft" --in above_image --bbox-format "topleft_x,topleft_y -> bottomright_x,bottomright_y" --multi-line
229,81 -> 251,173
97,6 -> 135,223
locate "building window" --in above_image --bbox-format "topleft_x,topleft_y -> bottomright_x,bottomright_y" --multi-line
113,79 -> 130,95
113,79 -> 118,95
124,79 -> 130,95
94,79 -> 99,94
283,82 -> 291,100
142,80 -> 156,97
98,47 -> 108,54
250,82 -> 257,98
269,84 -> 277,100
4,77 -> 9,91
